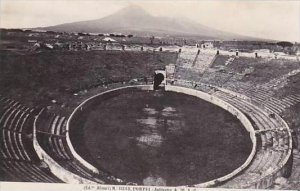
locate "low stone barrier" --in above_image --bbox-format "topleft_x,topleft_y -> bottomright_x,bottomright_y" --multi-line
33,109 -> 98,184
67,84 -> 257,187
165,85 -> 257,187
66,85 -> 153,178
205,86 -> 293,189
166,81 -> 293,188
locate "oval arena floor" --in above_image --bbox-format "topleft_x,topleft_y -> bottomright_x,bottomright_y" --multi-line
69,88 -> 252,186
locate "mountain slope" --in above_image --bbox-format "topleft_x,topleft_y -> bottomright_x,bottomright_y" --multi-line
39,5 -> 256,40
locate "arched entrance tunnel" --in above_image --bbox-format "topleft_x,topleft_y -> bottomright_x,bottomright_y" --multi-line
153,73 -> 165,90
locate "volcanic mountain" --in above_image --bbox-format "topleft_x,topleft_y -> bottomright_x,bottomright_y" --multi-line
39,5 -> 256,40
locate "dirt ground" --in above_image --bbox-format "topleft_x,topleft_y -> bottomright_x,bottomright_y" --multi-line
70,89 -> 252,186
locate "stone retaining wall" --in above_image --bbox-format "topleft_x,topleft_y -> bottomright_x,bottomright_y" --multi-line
67,85 -> 256,186
165,85 -> 257,187
33,110 -> 97,184
66,85 -> 153,177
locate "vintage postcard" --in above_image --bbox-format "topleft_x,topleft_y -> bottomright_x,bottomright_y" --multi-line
0,0 -> 299,191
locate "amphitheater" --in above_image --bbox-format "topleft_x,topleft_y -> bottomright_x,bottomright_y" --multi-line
1,45 -> 300,189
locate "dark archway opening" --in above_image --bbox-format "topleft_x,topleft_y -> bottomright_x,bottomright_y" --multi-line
153,73 -> 164,90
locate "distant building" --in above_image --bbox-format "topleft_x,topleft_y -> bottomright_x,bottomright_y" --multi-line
54,42 -> 63,49
102,37 -> 116,42
274,52 -> 286,56
33,43 -> 41,48
201,42 -> 214,49
28,33 -> 39,37
28,40 -> 37,43
46,43 -> 53,49
255,49 -> 270,53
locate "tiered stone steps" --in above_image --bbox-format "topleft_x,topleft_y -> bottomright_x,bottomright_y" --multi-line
175,47 -> 216,81
262,68 -> 300,90
200,69 -> 233,87
209,90 -> 291,188
36,111 -> 120,184
221,82 -> 300,114
0,97 -> 62,182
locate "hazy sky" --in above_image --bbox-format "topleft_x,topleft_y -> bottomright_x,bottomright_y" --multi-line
0,0 -> 299,41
